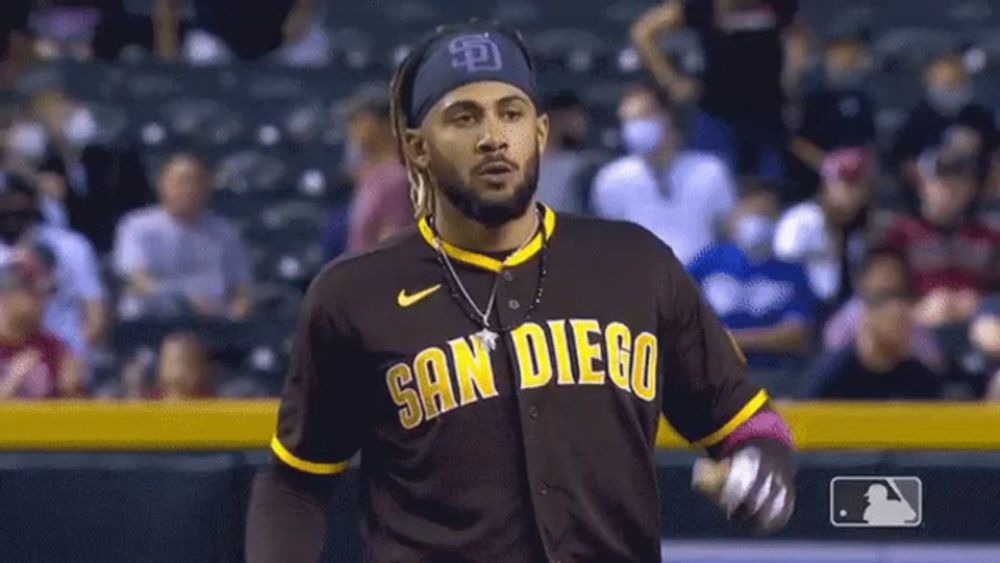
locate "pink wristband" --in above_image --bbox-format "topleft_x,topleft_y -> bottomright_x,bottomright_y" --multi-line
719,409 -> 794,458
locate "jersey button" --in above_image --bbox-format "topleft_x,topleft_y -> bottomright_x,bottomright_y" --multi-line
539,484 -> 548,496
508,299 -> 521,310
529,406 -> 539,419
502,271 -> 514,282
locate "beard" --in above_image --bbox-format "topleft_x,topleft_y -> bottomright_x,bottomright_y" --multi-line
430,151 -> 540,228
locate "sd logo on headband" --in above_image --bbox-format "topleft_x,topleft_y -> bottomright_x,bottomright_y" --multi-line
449,34 -> 503,72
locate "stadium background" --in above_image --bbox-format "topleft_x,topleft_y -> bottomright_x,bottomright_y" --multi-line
1,0 -> 1000,562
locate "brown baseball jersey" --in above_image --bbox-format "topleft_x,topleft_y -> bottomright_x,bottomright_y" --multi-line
271,204 -> 767,562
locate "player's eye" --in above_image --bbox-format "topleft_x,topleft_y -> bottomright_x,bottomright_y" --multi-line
501,109 -> 524,121
452,114 -> 476,126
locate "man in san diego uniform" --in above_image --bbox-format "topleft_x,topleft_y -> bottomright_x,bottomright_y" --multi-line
246,21 -> 796,563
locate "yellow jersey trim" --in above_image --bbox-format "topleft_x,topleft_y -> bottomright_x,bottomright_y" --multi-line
270,435 -> 351,475
691,389 -> 770,448
417,205 -> 557,273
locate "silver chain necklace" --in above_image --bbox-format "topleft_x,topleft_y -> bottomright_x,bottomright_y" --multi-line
432,208 -> 541,351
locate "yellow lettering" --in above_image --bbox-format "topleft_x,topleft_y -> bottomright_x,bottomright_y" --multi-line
546,320 -> 575,385
448,336 -> 498,406
571,319 -> 605,385
413,347 -> 458,419
631,332 -> 658,402
386,363 -> 423,429
604,322 -> 632,392
511,322 -> 552,389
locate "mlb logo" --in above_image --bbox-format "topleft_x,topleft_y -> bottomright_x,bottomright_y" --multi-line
830,476 -> 922,527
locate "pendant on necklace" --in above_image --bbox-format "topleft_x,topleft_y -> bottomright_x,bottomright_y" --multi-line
475,328 -> 499,351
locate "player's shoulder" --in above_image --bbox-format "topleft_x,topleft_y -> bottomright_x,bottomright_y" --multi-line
556,213 -> 680,262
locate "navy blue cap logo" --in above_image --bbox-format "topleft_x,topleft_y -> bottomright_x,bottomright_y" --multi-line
449,34 -> 503,72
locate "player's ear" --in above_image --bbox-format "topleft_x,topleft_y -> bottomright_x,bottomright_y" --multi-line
402,129 -> 431,169
535,112 -> 549,156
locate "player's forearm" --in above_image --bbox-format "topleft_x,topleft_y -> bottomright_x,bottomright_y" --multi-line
246,463 -> 336,563
629,2 -> 698,103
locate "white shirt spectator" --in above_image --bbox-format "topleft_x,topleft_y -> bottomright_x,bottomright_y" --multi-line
538,150 -> 591,215
591,151 -> 736,264
774,201 -> 871,303
0,225 -> 105,356
113,207 -> 252,318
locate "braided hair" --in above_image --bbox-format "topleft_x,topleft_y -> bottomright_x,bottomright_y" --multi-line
388,21 -> 534,219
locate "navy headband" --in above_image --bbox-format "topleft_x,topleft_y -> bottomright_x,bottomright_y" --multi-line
407,30 -> 537,127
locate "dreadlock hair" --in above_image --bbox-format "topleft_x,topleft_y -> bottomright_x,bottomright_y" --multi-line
389,20 -> 535,219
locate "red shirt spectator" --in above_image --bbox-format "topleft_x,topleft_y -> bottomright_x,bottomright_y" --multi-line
346,159 -> 412,253
342,87 -> 413,253
0,333 -> 66,398
881,216 -> 999,296
0,242 -> 82,399
880,148 -> 1000,325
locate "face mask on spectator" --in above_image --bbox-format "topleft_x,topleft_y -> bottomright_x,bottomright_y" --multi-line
8,122 -> 50,162
62,107 -> 98,148
927,85 -> 973,117
621,118 -> 666,156
733,214 -> 775,259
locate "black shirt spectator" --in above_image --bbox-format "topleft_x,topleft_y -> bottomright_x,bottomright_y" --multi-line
889,53 -> 999,185
631,0 -> 798,182
799,88 -> 876,152
39,145 -> 153,253
682,0 -> 798,119
799,346 -> 942,399
190,0 -> 296,60
798,248 -> 944,400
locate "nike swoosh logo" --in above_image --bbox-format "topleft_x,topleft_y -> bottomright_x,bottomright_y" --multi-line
397,284 -> 441,308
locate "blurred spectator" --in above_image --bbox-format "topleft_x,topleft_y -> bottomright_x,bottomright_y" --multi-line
592,82 -> 736,264
341,88 -> 412,254
689,186 -> 814,368
790,33 -> 876,200
889,53 -> 998,193
982,149 -> 1000,230
963,297 -> 1000,398
122,333 -> 215,400
775,147 -> 873,310
0,171 -> 107,362
0,0 -> 32,87
0,244 -> 85,399
537,91 -> 599,215
24,90 -> 155,252
631,0 -> 798,183
824,249 -> 947,374
880,149 -> 1000,326
113,154 -> 253,320
798,248 -> 942,399
155,0 -> 329,66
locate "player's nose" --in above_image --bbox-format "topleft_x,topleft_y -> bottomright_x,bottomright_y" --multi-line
475,115 -> 509,154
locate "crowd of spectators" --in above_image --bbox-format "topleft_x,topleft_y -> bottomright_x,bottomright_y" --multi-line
0,0 -> 998,402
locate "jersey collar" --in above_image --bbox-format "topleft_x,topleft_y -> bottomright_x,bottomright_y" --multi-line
418,205 -> 557,273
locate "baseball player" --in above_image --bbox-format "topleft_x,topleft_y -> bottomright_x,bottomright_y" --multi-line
246,21 -> 795,563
